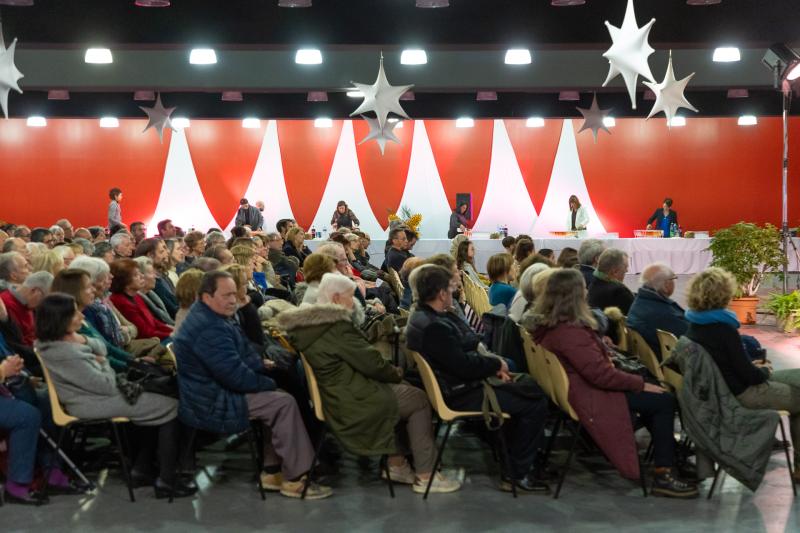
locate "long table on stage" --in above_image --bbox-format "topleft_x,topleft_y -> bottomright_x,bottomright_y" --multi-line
308,237 -> 800,275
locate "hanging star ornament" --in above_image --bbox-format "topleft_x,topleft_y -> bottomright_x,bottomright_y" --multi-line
601,0 -> 656,110
577,94 -> 612,143
644,51 -> 698,127
0,38 -> 24,120
358,116 -> 400,155
139,93 -> 176,143
350,55 -> 413,131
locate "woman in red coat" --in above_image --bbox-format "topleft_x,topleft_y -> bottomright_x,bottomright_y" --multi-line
109,259 -> 173,341
523,268 -> 697,498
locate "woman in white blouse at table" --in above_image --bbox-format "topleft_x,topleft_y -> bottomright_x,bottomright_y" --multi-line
566,195 -> 590,233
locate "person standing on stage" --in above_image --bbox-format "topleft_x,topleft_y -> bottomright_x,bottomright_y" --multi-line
330,201 -> 360,230
447,203 -> 470,239
235,198 -> 264,231
646,198 -> 678,237
566,195 -> 590,232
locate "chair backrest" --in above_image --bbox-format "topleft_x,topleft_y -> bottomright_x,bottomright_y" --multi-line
387,267 -> 405,300
628,328 -> 665,382
655,329 -> 683,392
34,348 -> 78,427
410,350 -> 463,422
299,352 -> 326,422
616,319 -> 629,352
518,326 -> 554,400
462,273 -> 491,316
540,349 -> 579,421
165,342 -> 178,368
398,308 -> 410,318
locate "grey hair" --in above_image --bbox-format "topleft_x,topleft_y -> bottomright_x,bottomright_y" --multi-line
49,225 -> 65,236
316,273 -> 357,305
133,256 -> 154,273
73,238 -> 95,255
0,252 -> 23,280
27,242 -> 47,255
55,219 -> 72,229
70,256 -> 110,282
205,231 -> 226,247
53,245 -> 74,259
578,239 -> 605,266
264,232 -> 281,242
596,248 -> 628,275
408,263 -> 439,304
109,232 -> 131,250
316,242 -> 344,259
520,263 -> 551,302
640,262 -> 675,292
23,270 -> 54,293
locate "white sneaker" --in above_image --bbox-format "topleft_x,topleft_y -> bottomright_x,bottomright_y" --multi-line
412,472 -> 462,494
381,462 -> 416,485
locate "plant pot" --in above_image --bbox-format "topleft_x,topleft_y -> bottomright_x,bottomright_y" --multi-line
729,297 -> 760,325
777,311 -> 800,333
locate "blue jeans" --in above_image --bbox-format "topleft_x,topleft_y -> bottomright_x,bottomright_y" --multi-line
0,396 -> 41,484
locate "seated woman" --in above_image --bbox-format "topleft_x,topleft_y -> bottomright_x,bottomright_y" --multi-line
109,259 -> 173,341
456,239 -> 488,288
523,268 -> 698,498
507,263 -> 551,324
51,269 -> 135,372
163,238 -> 187,287
173,269 -> 204,333
279,273 -> 460,494
221,263 -> 265,348
556,247 -> 579,269
133,257 -> 175,326
283,227 -> 312,267
487,253 -> 516,309
32,250 -> 65,277
297,254 -> 337,305
398,257 -> 425,310
513,238 -> 535,279
34,293 -> 195,498
684,267 -> 800,481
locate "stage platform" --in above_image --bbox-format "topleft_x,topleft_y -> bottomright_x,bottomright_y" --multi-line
308,237 -> 800,275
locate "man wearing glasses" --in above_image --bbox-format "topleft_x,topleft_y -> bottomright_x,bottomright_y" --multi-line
626,263 -> 684,354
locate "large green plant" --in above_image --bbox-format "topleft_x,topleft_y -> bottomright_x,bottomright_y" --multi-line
708,222 -> 787,297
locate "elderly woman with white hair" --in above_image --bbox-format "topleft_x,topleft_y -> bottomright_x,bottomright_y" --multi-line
508,263 -> 551,323
278,272 -> 461,495
626,262 -> 686,354
133,257 -> 175,326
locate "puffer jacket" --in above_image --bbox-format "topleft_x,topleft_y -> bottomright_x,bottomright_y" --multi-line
173,301 -> 276,433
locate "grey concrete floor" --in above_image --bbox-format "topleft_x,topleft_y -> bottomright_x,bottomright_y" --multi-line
4,325 -> 800,533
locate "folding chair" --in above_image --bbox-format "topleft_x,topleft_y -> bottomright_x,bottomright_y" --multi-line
410,351 -> 515,499
627,328 -> 665,383
299,353 -> 394,498
34,349 -> 135,502
655,329 -> 683,392
386,267 -> 405,301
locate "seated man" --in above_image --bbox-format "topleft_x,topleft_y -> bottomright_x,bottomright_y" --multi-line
627,263 -> 687,355
173,271 -> 332,500
588,248 -> 634,315
279,273 -> 460,494
0,251 -> 31,291
0,271 -> 53,346
264,232 -> 297,289
383,227 -> 411,273
576,239 -> 605,289
406,265 -> 549,493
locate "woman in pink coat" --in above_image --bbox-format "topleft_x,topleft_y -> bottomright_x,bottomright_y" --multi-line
523,268 -> 697,499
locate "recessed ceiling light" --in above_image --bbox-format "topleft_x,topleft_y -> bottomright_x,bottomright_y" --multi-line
172,117 -> 190,129
278,0 -> 311,6
738,115 -> 758,126
526,117 -> 545,128
307,91 -> 328,102
26,116 -> 46,127
603,117 -> 616,128
47,90 -> 70,100
296,49 -> 323,65
134,0 -> 170,6
401,49 -> 428,65
455,117 -> 474,128
314,118 -> 333,128
713,47 -> 741,62
668,117 -> 687,127
190,48 -> 217,65
99,117 -> 119,128
242,118 -> 261,129
85,48 -> 113,64
416,0 -> 449,7
551,0 -> 585,5
476,91 -> 498,101
346,90 -> 364,98
504,49 -> 532,65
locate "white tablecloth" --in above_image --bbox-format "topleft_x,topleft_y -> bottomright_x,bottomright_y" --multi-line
307,238 -> 800,275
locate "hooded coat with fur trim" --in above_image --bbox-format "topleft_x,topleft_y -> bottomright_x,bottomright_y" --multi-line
278,303 -> 401,456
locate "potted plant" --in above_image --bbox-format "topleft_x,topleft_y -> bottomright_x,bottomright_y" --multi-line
708,222 -> 787,324
763,291 -> 800,333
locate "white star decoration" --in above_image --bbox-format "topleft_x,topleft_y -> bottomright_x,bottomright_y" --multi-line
0,38 -> 24,119
358,116 -> 400,155
139,93 -> 176,143
602,0 -> 656,110
577,94 -> 612,143
644,52 -> 698,127
350,56 -> 413,131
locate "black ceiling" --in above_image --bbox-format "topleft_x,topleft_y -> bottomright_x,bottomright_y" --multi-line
3,0 -> 799,48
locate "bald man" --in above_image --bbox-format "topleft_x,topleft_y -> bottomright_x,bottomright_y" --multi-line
626,262 -> 687,354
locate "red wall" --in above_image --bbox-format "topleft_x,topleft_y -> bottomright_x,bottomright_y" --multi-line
0,117 -> 797,235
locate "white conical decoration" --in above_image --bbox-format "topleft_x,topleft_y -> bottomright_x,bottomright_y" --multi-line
148,129 -> 219,235
396,120 -> 452,239
533,119 -> 607,237
473,120 -> 537,236
224,120 -> 296,233
309,120 -> 384,237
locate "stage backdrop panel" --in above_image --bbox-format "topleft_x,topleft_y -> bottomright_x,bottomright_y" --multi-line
0,118 -> 798,237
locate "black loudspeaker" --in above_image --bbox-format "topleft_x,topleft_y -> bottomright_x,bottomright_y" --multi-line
455,193 -> 473,219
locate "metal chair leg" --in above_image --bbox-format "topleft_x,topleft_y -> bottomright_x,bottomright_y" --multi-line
40,426 -> 67,500
638,457 -> 648,497
170,428 -> 197,504
497,429 -> 517,498
110,422 -> 135,502
246,429 -> 266,501
424,421 -> 453,500
541,414 -> 562,466
554,422 -> 581,499
380,455 -> 395,498
302,427 -> 326,500
707,465 -> 722,500
778,419 -> 797,497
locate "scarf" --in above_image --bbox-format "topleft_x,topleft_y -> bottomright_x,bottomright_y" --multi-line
685,308 -> 740,329
593,270 -> 622,284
